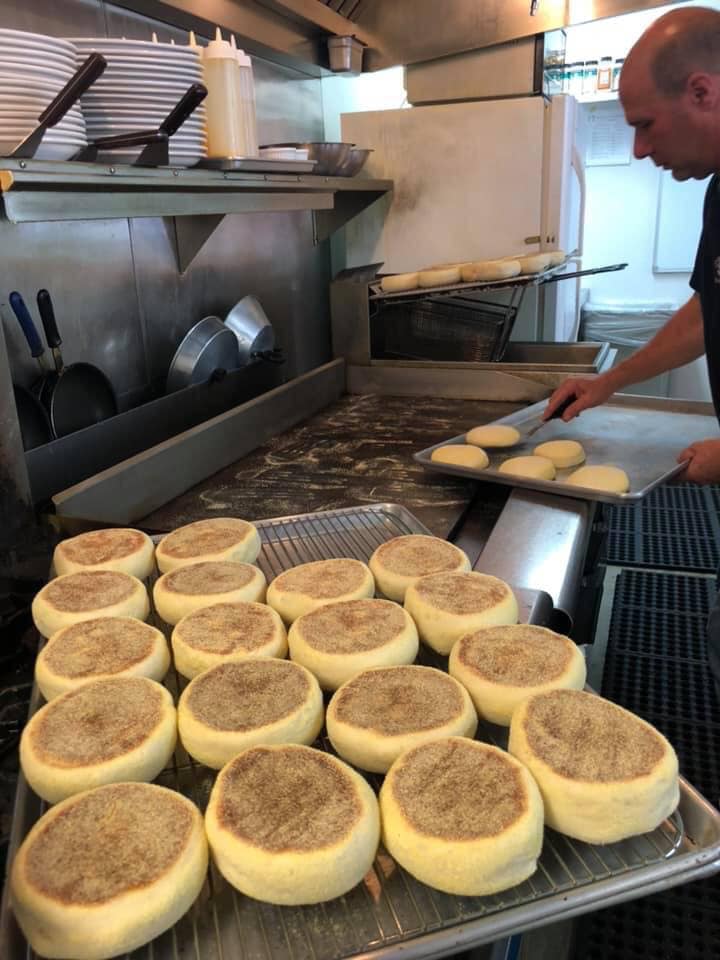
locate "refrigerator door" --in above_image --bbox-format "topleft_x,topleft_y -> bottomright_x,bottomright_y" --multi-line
341,97 -> 546,273
541,94 -> 585,341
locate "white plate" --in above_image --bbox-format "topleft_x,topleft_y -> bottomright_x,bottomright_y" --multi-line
0,126 -> 85,140
0,48 -> 77,69
0,29 -> 77,54
96,70 -> 202,85
70,37 -> 199,54
0,60 -> 75,80
0,98 -> 83,120
81,96 -> 207,114
0,119 -> 86,135
0,141 -> 80,161
85,54 -> 203,69
0,74 -> 72,93
87,79 -> 200,92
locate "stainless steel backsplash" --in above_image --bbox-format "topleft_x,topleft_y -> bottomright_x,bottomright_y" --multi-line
0,0 -> 329,408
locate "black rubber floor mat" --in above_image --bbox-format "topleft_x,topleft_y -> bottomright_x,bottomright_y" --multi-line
570,884 -> 720,960
566,567 -> 720,960
603,483 -> 720,572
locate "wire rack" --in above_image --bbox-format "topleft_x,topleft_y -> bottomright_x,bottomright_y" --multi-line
3,504 -> 717,960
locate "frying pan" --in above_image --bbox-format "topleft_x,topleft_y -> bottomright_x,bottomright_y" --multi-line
166,315 -> 240,394
12,384 -> 52,450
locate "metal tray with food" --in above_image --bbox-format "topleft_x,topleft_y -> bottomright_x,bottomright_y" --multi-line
416,395 -> 720,506
2,503 -> 719,960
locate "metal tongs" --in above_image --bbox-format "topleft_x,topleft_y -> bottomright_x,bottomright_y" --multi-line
73,83 -> 208,167
8,53 -> 108,159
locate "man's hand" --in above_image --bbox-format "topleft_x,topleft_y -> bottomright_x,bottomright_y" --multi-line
677,438 -> 720,484
543,375 -> 616,422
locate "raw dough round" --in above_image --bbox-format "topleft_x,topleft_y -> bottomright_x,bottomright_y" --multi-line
514,253 -> 553,274
380,272 -> 419,293
153,561 -> 267,626
266,558 -> 375,625
155,517 -> 261,573
417,266 -> 461,288
466,424 -> 521,448
171,601 -> 287,679
36,617 -> 170,701
566,464 -> 630,493
498,455 -> 556,480
533,439 -> 586,468
10,782 -> 208,960
547,250 -> 566,266
460,260 -> 521,283
53,528 -> 155,580
326,665 -> 477,773
205,744 -> 380,904
380,737 -> 543,896
509,689 -> 680,843
288,598 -> 418,690
448,624 -> 587,725
177,658 -> 323,769
20,677 -> 177,803
32,571 -> 149,639
404,571 -> 518,655
369,534 -> 471,602
431,444 -> 489,469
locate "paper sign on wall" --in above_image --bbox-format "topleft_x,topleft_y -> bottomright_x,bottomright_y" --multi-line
585,102 -> 633,167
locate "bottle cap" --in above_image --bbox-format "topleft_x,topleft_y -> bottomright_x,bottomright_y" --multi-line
203,26 -> 234,61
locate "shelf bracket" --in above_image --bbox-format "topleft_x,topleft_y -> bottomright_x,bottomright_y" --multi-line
312,187 -> 388,244
166,214 -> 226,274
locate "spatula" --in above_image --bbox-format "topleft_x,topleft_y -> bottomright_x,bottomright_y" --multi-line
524,393 -> 577,438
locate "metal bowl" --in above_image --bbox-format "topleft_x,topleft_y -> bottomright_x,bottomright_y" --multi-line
224,295 -> 275,365
297,141 -> 353,175
334,147 -> 373,177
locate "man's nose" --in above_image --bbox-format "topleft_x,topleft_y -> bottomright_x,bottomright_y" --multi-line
634,130 -> 651,159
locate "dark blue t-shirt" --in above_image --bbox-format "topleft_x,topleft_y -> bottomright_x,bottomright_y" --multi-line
691,174 -> 720,418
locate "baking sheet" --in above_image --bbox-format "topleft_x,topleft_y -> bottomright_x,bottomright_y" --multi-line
415,395 -> 720,505
2,503 -> 719,960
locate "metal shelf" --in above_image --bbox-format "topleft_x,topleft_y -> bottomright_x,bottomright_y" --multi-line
0,158 -> 392,271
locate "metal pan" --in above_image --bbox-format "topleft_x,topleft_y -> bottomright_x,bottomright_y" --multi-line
224,295 -> 276,365
166,315 -> 240,393
35,289 -> 118,438
12,384 -> 52,450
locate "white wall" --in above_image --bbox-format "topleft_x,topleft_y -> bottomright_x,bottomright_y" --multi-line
321,67 -> 407,142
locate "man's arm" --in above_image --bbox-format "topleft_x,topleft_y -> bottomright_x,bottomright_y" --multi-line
545,294 -> 705,420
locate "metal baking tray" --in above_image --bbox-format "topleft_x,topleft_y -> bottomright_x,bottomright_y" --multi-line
416,395 -> 720,506
2,503 -> 720,960
369,262 -> 627,306
196,156 -> 317,174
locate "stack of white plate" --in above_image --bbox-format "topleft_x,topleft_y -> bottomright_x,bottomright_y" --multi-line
0,29 -> 86,161
69,38 -> 207,167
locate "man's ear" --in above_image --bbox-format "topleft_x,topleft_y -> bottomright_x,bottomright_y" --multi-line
686,71 -> 720,110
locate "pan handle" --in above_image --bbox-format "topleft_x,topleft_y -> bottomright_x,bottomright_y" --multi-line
36,289 -> 64,358
160,82 -> 208,137
9,292 -> 44,359
39,53 -> 107,130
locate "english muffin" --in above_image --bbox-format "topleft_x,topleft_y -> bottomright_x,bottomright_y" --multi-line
449,624 -> 586,725
369,534 -> 471,602
35,617 -> 170,701
10,782 -> 207,960
509,689 -> 680,843
53,528 -> 155,579
327,665 -> 477,773
178,659 -> 323,769
266,558 -> 374,625
153,561 -> 266,625
32,571 -> 149,639
205,744 -> 380,904
155,517 -> 261,573
288,598 -> 418,690
171,601 -> 287,679
20,677 -> 176,803
380,737 -> 543,895
404,571 -> 518,654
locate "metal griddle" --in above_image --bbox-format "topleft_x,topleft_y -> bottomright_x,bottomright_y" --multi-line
2,503 -> 719,960
416,395 -> 720,506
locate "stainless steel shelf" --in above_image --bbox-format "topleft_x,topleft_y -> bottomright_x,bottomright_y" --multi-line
0,158 -> 392,270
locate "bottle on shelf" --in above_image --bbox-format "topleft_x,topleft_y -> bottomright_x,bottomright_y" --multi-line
597,56 -> 613,91
569,61 -> 584,96
583,59 -> 598,96
230,36 -> 259,158
199,27 -> 247,159
612,57 -> 625,92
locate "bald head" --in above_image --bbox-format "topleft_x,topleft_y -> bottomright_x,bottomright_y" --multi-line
624,6 -> 720,97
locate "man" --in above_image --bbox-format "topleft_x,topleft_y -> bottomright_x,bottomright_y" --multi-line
544,6 -> 720,688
